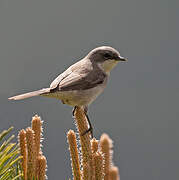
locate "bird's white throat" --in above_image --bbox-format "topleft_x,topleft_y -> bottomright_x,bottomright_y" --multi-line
99,60 -> 119,74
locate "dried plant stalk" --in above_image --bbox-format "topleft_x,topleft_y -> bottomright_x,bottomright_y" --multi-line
109,166 -> 120,180
82,163 -> 90,180
26,127 -> 36,180
18,129 -> 27,180
67,130 -> 82,180
36,155 -> 47,180
32,115 -> 42,177
91,138 -> 99,153
74,106 -> 93,180
91,138 -> 99,180
31,115 -> 42,156
100,133 -> 113,180
93,152 -> 104,180
18,115 -> 47,180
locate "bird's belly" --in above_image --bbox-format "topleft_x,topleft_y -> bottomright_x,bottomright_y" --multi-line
49,85 -> 105,106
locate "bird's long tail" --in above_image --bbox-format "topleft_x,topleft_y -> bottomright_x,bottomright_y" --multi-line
8,88 -> 50,100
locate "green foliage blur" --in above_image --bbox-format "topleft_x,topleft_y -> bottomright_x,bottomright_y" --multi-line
0,127 -> 22,180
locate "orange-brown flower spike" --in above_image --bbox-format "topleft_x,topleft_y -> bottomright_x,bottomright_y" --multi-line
26,127 -> 36,180
31,115 -> 43,177
18,129 -> 27,180
93,152 -> 104,180
67,130 -> 82,180
91,138 -> 100,179
82,163 -> 90,180
31,115 -> 42,156
91,138 -> 99,153
109,166 -> 120,180
73,106 -> 93,180
37,155 -> 47,180
100,133 -> 113,180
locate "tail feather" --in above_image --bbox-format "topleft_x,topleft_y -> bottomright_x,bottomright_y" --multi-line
8,88 -> 50,100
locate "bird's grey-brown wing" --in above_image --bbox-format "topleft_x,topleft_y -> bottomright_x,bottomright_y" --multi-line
59,70 -> 106,91
50,66 -> 73,90
50,59 -> 88,90
50,62 -> 107,92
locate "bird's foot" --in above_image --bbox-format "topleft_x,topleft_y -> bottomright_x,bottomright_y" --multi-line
72,106 -> 77,117
82,112 -> 93,138
72,106 -> 93,139
81,126 -> 93,139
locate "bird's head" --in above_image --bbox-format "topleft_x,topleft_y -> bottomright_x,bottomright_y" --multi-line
87,46 -> 127,73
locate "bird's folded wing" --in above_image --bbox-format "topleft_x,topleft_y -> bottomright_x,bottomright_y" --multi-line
50,67 -> 72,89
51,70 -> 106,91
50,60 -> 85,90
59,71 -> 106,91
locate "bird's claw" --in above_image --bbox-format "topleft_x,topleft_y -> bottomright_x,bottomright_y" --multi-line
81,127 -> 93,138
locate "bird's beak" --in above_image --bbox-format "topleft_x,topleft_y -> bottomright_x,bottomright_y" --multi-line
116,56 -> 127,61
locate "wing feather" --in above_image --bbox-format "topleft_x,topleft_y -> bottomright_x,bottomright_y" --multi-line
50,67 -> 72,89
59,70 -> 106,91
50,60 -> 107,91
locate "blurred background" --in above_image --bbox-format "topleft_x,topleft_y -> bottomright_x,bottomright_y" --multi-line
0,0 -> 178,179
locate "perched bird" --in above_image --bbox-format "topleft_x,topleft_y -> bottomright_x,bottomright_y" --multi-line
9,46 -> 127,137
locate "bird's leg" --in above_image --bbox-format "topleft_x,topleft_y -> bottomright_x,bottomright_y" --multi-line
82,113 -> 93,138
72,106 -> 93,138
72,106 -> 77,117
81,106 -> 93,138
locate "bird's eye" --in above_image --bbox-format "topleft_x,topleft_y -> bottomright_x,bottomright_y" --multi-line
104,53 -> 111,59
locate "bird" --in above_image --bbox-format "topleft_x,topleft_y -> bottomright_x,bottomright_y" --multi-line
9,46 -> 127,137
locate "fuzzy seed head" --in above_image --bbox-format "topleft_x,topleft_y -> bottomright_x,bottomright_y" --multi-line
93,152 -> 104,180
100,133 -> 113,180
109,166 -> 120,180
18,129 -> 27,180
37,155 -> 47,180
74,107 -> 94,179
32,115 -> 42,156
67,130 -> 81,180
26,127 -> 36,179
91,138 -> 99,154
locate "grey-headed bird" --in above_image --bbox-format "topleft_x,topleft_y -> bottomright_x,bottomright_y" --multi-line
9,46 -> 127,137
